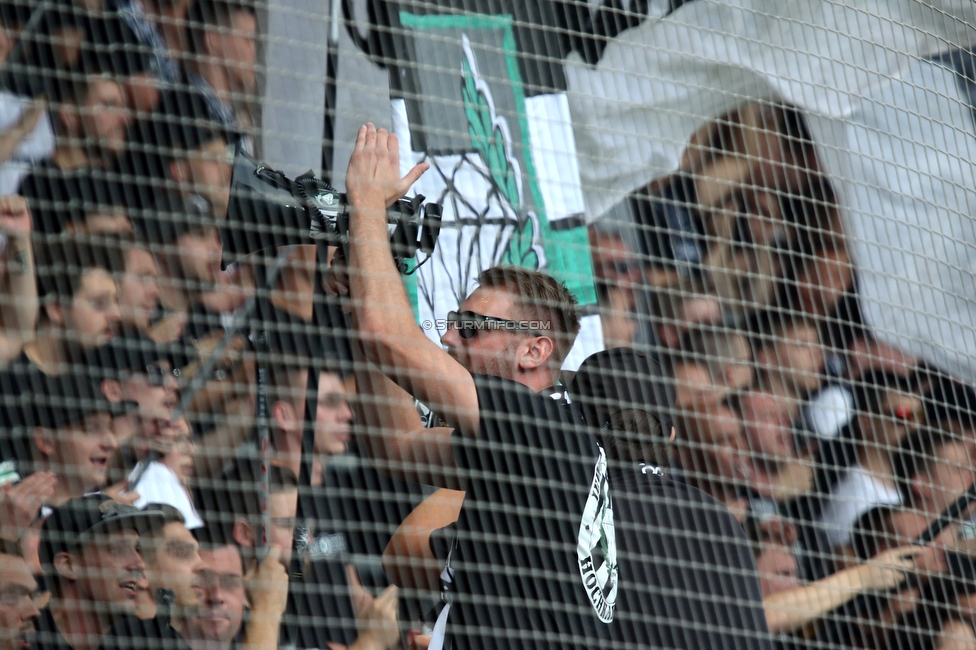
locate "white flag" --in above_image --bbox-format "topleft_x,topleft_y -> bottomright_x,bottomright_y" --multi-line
566,0 -> 976,383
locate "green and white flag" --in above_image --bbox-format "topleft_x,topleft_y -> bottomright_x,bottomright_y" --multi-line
390,12 -> 603,369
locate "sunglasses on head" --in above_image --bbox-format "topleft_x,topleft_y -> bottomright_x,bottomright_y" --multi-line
447,310 -> 545,340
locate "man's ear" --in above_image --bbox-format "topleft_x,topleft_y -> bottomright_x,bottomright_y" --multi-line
670,426 -> 676,441
53,552 -> 76,582
910,474 -> 931,501
203,29 -> 222,58
45,301 -> 65,328
753,346 -> 770,372
33,427 -> 55,460
518,336 -> 555,371
271,400 -> 298,435
658,324 -> 681,349
169,159 -> 189,184
101,379 -> 124,403
233,519 -> 254,549
674,444 -> 693,474
58,105 -> 79,137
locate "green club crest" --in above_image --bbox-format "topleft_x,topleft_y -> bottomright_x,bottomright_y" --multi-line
460,33 -> 543,269
577,447 -> 618,623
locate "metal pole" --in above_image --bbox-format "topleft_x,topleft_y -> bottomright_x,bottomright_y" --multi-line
252,258 -> 273,562
284,2 -> 346,641
170,247 -> 291,563
320,0 -> 342,181
172,249 -> 291,421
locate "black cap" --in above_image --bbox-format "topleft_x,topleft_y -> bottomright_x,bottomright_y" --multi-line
131,190 -> 215,245
39,495 -> 164,569
27,171 -> 127,236
630,173 -> 705,271
96,15 -> 154,78
20,371 -> 137,430
0,0 -> 31,28
87,333 -> 180,379
570,347 -> 676,435
122,87 -> 238,204
69,16 -> 153,81
129,87 -> 237,159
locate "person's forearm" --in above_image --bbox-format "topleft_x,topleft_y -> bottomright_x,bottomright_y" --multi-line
345,198 -> 429,393
764,563 -> 874,633
347,197 -> 414,354
0,234 -> 37,336
349,632 -> 389,650
343,126 -> 476,439
0,334 -> 25,370
0,124 -> 32,166
240,612 -> 283,650
346,203 -> 478,436
383,488 -> 463,590
352,338 -> 460,487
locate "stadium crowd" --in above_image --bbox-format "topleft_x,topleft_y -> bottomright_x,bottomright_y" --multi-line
0,1 -> 975,650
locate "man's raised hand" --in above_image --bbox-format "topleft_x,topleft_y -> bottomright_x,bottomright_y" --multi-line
0,472 -> 56,541
345,123 -> 429,211
352,584 -> 400,650
245,545 -> 290,617
103,481 -> 140,507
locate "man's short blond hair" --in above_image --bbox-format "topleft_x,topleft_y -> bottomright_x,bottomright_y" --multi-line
476,266 -> 581,368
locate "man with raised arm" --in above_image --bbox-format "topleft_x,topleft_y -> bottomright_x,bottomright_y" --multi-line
339,123 -> 612,648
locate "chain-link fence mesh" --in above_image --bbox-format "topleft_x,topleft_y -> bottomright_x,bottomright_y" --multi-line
1,0 -> 976,649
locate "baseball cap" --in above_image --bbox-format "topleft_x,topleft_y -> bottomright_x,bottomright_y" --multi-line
87,333 -> 180,380
129,87 -> 238,159
29,173 -> 127,236
570,347 -> 676,436
131,190 -> 214,245
39,494 -> 164,569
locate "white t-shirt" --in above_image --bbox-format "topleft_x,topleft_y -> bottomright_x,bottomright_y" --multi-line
804,384 -> 855,440
129,461 -> 204,529
818,463 -> 902,548
0,92 -> 55,195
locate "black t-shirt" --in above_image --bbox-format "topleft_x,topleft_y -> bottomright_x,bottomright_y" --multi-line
289,482 -> 358,649
182,302 -> 231,346
19,164 -> 132,236
0,351 -> 51,463
17,162 -> 95,234
293,555 -> 358,648
100,615 -> 193,650
608,466 -> 773,650
34,608 -> 74,650
0,349 -> 47,384
448,374 -> 611,649
32,608 -> 189,650
293,453 -> 427,648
